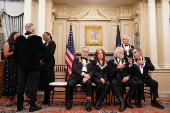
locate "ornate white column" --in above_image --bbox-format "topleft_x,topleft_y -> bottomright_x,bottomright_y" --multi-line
23,0 -> 32,33
148,0 -> 159,68
161,0 -> 170,68
46,0 -> 52,35
38,0 -> 46,36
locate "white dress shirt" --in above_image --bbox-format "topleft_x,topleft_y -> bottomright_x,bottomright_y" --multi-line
82,59 -> 87,72
117,58 -> 122,65
139,56 -> 145,74
123,44 -> 129,50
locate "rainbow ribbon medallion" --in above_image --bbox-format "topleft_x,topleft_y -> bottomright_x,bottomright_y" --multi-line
79,57 -> 90,67
114,58 -> 125,66
22,34 -> 35,39
121,45 -> 132,53
96,61 -> 107,70
133,56 -> 146,68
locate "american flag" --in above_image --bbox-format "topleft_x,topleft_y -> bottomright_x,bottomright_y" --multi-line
65,24 -> 75,78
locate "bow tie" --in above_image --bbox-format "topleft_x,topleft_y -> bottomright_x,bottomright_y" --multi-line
135,58 -> 141,62
81,57 -> 87,61
117,59 -> 122,64
125,45 -> 129,47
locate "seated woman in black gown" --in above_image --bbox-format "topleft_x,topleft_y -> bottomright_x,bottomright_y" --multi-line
92,48 -> 110,110
38,32 -> 56,105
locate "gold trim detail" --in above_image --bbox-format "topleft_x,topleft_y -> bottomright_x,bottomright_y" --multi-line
85,25 -> 103,46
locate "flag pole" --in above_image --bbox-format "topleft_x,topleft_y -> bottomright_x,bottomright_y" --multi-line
70,20 -> 72,26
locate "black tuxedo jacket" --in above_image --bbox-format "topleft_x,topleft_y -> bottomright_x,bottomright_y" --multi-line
14,32 -> 46,70
108,58 -> 129,81
92,60 -> 108,81
41,41 -> 56,63
121,44 -> 134,59
68,57 -> 93,80
128,57 -> 155,79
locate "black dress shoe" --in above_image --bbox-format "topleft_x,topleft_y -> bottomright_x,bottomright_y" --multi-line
118,96 -> 126,112
125,96 -> 134,108
136,101 -> 142,108
86,101 -> 92,112
29,105 -> 42,112
24,100 -> 29,102
66,100 -> 72,110
17,107 -> 22,112
17,107 -> 27,111
151,100 -> 164,109
95,100 -> 101,110
43,101 -> 48,105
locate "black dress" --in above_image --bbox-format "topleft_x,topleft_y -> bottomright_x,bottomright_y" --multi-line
2,43 -> 18,96
92,60 -> 110,101
38,41 -> 56,91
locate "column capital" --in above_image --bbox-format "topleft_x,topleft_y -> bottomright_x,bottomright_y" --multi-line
161,0 -> 169,2
37,0 -> 47,1
144,0 -> 165,2
147,0 -> 155,2
46,0 -> 52,2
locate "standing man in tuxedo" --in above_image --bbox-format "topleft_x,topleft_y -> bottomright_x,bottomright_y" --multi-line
128,47 -> 164,109
121,35 -> 134,61
66,47 -> 93,112
108,47 -> 138,112
14,23 -> 46,112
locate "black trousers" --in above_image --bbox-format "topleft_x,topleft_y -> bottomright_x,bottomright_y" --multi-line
111,78 -> 138,98
92,78 -> 110,101
132,77 -> 158,100
17,67 -> 39,108
66,76 -> 93,101
44,91 -> 49,103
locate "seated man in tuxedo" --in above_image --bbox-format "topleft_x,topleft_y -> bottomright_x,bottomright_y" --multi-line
108,47 -> 138,112
66,47 -> 93,112
128,47 -> 164,109
121,35 -> 134,62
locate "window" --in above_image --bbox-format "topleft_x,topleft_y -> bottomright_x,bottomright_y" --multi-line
0,19 -> 5,62
134,32 -> 140,48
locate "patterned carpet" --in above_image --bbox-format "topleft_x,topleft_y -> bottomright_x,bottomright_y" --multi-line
0,98 -> 170,113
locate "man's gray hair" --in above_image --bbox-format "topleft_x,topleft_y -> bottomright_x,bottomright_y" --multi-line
132,47 -> 142,55
81,47 -> 89,52
25,23 -> 35,31
114,47 -> 123,58
123,35 -> 130,40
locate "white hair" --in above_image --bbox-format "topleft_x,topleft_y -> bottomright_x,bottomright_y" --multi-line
114,47 -> 123,58
123,35 -> 130,40
25,23 -> 35,31
81,47 -> 89,52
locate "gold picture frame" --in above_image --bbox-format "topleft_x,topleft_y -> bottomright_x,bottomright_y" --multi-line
85,25 -> 103,46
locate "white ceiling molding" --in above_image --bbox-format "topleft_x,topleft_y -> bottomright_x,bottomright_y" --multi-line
76,8 -> 90,19
97,8 -> 112,20
69,8 -> 113,21
54,0 -> 135,6
130,10 -> 139,19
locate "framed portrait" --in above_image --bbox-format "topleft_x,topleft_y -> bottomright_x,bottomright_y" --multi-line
85,25 -> 103,46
